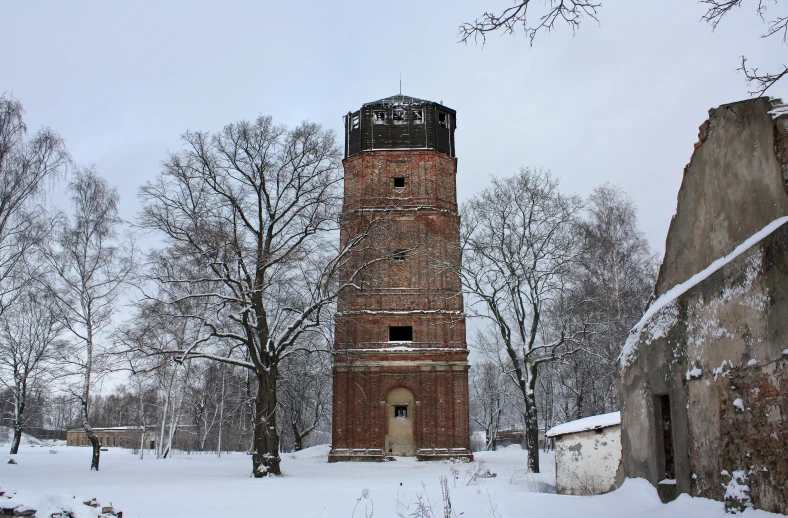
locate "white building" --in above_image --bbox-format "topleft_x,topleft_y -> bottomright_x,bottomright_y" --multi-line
546,411 -> 624,496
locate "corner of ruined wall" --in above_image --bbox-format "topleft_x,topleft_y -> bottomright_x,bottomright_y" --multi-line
653,97 -> 788,298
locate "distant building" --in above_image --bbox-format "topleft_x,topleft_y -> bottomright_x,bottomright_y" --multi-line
329,95 -> 472,462
67,425 -> 194,450
619,97 -> 788,514
546,412 -> 624,496
494,427 -> 546,449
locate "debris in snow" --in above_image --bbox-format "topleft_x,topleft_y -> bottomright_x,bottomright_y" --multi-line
724,470 -> 752,513
620,216 -> 788,369
686,367 -> 703,380
7,458 -> 16,464
658,479 -> 676,485
733,398 -> 745,411
746,359 -> 758,366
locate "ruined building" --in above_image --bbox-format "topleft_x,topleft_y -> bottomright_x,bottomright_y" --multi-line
328,95 -> 473,462
619,97 -> 788,513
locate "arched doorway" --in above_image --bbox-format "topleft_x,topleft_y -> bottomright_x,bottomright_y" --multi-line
386,387 -> 416,456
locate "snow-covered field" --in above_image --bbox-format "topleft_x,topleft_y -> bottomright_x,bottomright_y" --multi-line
1,443 -> 780,517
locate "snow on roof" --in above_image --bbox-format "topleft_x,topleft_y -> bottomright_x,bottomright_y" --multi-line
619,216 -> 788,368
546,411 -> 621,438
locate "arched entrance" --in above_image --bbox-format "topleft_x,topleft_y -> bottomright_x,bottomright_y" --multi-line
385,387 -> 416,456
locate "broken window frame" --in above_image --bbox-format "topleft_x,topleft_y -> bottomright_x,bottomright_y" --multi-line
391,249 -> 407,262
394,405 -> 408,418
351,114 -> 360,130
392,108 -> 407,124
373,110 -> 386,124
393,176 -> 406,189
412,109 -> 424,124
438,112 -> 449,128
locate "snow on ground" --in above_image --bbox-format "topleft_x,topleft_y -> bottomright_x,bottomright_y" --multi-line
0,426 -> 63,447
1,443 -> 780,517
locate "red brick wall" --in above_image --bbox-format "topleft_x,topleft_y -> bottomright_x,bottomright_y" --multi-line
332,149 -> 471,453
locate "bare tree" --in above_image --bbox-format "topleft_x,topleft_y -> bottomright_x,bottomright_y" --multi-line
44,168 -> 135,470
138,116 -> 379,476
0,289 -> 64,453
457,168 -> 586,473
460,1 -> 788,94
278,347 -> 331,452
458,0 -> 601,45
565,184 -> 657,416
701,0 -> 788,95
0,94 -> 69,315
468,358 -> 515,452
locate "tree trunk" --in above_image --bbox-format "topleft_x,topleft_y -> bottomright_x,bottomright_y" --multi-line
10,426 -> 22,455
524,396 -> 540,473
252,367 -> 281,477
292,421 -> 304,452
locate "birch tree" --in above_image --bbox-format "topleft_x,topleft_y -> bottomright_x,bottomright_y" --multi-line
457,168 -> 586,473
0,290 -> 63,453
45,168 -> 135,471
562,184 -> 657,416
138,116 -> 379,476
0,94 -> 69,315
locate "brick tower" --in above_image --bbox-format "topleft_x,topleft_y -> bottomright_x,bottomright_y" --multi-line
329,94 -> 473,462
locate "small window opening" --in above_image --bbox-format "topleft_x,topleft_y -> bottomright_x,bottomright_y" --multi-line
392,109 -> 406,124
393,177 -> 406,188
351,114 -> 359,130
392,249 -> 407,262
438,112 -> 448,128
394,406 -> 408,418
373,110 -> 386,124
389,326 -> 413,342
657,394 -> 675,480
412,109 -> 423,123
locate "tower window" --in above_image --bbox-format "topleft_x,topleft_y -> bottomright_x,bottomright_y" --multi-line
351,114 -> 359,130
412,109 -> 423,124
438,112 -> 448,128
392,109 -> 406,124
389,326 -> 413,342
373,111 -> 386,124
394,406 -> 408,418
393,177 -> 406,188
391,249 -> 407,261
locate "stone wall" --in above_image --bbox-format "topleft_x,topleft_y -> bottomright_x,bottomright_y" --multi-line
654,97 -> 788,298
620,221 -> 788,513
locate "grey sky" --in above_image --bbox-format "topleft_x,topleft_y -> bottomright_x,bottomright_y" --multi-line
3,0 -> 785,255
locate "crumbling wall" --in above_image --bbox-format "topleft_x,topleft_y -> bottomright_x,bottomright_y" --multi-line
654,97 -> 788,298
621,222 -> 788,514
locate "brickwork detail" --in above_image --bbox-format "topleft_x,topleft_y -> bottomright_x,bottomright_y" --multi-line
711,357 -> 788,514
330,143 -> 472,461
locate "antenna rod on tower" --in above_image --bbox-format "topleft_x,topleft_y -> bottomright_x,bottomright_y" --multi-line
399,72 -> 402,95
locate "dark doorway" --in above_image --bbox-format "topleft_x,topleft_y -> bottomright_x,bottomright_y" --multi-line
656,394 -> 675,480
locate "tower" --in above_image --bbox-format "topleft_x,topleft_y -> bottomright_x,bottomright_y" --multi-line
329,94 -> 473,462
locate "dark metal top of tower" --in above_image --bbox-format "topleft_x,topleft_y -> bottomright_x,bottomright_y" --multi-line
344,94 -> 457,159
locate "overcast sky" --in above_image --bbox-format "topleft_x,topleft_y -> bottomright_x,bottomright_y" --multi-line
3,0 -> 786,255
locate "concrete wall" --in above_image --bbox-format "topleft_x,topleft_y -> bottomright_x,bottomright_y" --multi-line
620,222 -> 788,514
554,425 -> 625,495
653,97 -> 788,298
